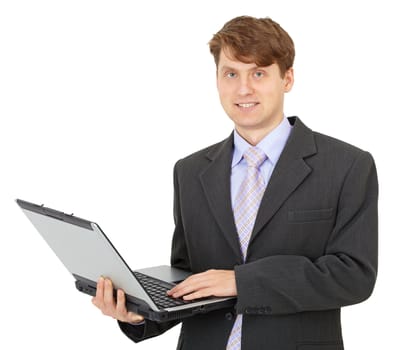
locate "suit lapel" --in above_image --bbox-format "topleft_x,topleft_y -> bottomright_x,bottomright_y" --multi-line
198,118 -> 317,262
199,134 -> 244,263
249,117 -> 317,245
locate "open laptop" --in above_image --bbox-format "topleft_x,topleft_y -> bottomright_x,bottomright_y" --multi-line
16,199 -> 235,322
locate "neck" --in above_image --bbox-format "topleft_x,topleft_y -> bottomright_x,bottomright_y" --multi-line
235,118 -> 284,146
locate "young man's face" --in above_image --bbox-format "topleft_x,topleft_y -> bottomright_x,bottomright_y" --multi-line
216,49 -> 294,139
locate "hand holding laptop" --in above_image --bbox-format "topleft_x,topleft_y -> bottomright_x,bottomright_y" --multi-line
92,269 -> 237,324
92,277 -> 145,324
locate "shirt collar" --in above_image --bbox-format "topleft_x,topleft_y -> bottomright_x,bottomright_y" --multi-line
232,117 -> 292,168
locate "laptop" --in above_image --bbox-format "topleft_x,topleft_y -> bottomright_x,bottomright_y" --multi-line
16,199 -> 236,322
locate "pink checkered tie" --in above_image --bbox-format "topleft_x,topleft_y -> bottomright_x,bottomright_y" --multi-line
226,147 -> 267,350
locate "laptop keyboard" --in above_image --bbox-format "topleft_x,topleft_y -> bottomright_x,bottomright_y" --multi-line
134,271 -> 192,309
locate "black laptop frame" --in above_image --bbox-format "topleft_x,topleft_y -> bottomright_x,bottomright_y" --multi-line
16,199 -> 235,322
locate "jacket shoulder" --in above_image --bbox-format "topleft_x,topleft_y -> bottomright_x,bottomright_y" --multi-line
175,136 -> 231,170
311,131 -> 376,180
313,131 -> 372,158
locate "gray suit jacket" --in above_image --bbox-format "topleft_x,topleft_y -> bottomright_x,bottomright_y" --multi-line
119,117 -> 378,350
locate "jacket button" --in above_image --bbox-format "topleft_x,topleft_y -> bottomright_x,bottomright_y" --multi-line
225,312 -> 234,321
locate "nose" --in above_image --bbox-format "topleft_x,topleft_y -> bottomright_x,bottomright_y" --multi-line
237,76 -> 254,96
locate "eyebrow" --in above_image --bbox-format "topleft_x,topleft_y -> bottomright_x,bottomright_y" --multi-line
219,64 -> 261,73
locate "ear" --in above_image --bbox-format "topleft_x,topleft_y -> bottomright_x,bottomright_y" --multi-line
283,67 -> 294,93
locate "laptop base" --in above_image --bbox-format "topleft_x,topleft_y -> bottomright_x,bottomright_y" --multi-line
74,274 -> 236,322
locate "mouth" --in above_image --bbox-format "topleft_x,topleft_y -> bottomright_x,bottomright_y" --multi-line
235,102 -> 259,109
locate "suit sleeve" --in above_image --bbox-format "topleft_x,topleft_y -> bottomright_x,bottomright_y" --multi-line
234,151 -> 378,315
117,163 -> 186,341
171,160 -> 192,270
117,318 -> 180,343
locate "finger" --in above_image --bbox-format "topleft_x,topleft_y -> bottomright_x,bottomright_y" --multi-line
167,284 -> 181,296
92,276 -> 105,307
97,276 -> 105,297
167,279 -> 193,297
167,282 -> 183,296
170,280 -> 210,298
167,275 -> 192,293
170,285 -> 197,298
116,289 -> 128,317
103,278 -> 115,309
117,289 -> 144,323
127,311 -> 145,324
182,288 -> 212,301
168,273 -> 207,296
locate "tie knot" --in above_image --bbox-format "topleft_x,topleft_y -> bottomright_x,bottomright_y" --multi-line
243,147 -> 266,168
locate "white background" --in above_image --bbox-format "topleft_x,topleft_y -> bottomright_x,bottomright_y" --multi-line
1,0 -> 393,349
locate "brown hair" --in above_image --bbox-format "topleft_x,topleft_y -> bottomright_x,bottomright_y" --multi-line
209,16 -> 295,77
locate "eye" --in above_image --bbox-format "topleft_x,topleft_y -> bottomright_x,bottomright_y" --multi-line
226,72 -> 237,78
254,71 -> 265,78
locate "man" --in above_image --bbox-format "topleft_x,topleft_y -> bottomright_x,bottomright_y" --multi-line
92,16 -> 378,350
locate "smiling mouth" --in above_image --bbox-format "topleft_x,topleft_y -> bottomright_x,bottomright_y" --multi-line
236,102 -> 259,108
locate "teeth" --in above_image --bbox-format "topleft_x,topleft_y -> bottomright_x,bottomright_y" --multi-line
238,103 -> 256,108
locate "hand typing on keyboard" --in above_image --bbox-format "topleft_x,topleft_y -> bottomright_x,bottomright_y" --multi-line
92,277 -> 145,324
167,269 -> 237,301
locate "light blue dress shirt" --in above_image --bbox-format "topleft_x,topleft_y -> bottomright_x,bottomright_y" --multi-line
231,117 -> 293,205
